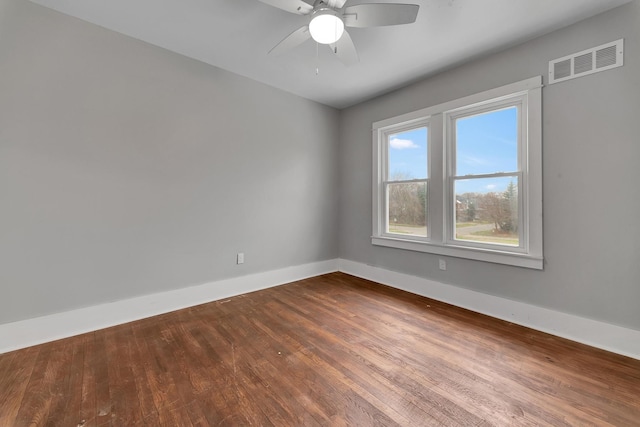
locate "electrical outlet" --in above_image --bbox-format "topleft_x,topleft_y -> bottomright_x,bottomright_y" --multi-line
439,259 -> 446,271
237,253 -> 244,264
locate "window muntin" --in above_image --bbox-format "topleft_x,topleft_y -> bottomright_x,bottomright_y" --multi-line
383,126 -> 428,238
372,76 -> 543,269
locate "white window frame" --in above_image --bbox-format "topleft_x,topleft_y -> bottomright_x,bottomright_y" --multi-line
372,76 -> 543,269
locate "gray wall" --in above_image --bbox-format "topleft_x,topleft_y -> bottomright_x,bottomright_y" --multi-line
0,0 -> 339,324
2,0 -> 638,333
338,1 -> 640,330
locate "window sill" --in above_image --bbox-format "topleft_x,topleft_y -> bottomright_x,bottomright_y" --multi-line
371,236 -> 543,270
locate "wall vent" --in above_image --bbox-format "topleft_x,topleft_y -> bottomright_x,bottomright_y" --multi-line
549,39 -> 623,84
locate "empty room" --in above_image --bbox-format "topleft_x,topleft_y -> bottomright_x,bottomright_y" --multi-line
1,0 -> 639,425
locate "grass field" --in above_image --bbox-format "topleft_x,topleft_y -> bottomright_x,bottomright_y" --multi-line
388,221 -> 519,246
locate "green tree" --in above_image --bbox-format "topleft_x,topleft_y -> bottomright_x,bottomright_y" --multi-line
500,181 -> 518,232
466,200 -> 476,222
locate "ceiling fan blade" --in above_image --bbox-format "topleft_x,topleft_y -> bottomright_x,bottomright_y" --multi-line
269,26 -> 312,56
330,30 -> 359,65
256,0 -> 313,15
327,0 -> 348,8
343,3 -> 419,28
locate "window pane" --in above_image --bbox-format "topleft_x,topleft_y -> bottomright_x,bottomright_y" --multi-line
387,181 -> 427,237
456,107 -> 518,176
454,177 -> 519,246
388,127 -> 427,181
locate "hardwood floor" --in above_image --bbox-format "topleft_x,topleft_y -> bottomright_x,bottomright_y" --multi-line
1,272 -> 639,426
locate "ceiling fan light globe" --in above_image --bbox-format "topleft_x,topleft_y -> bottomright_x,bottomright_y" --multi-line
309,13 -> 344,44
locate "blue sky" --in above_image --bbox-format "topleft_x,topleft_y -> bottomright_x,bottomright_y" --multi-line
388,107 -> 518,194
388,127 -> 427,180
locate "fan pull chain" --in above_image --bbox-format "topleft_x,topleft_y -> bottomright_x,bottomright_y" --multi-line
316,41 -> 319,76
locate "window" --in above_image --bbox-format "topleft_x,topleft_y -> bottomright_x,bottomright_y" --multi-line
372,77 -> 543,269
384,123 -> 429,238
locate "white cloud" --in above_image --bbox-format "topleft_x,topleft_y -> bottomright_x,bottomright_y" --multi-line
486,184 -> 497,190
390,138 -> 419,150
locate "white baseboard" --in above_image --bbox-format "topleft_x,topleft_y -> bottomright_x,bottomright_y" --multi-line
0,259 -> 338,354
339,259 -> 640,361
3,257 -> 639,361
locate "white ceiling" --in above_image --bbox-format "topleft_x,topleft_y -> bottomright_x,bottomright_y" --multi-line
29,0 -> 631,108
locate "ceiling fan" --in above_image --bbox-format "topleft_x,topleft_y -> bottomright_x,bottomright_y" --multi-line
258,0 -> 420,65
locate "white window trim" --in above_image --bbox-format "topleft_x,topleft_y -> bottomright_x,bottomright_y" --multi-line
372,76 -> 543,270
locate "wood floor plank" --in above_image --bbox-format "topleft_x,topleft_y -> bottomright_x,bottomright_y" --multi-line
12,345 -> 53,427
1,272 -> 639,426
0,346 -> 39,426
128,325 -> 159,420
106,325 -> 144,425
93,331 -> 112,426
77,333 -> 98,427
138,319 -> 183,415
56,336 -> 86,427
0,351 -> 18,385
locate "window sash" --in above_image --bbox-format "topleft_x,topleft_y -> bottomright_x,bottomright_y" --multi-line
379,121 -> 430,240
445,95 -> 527,253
